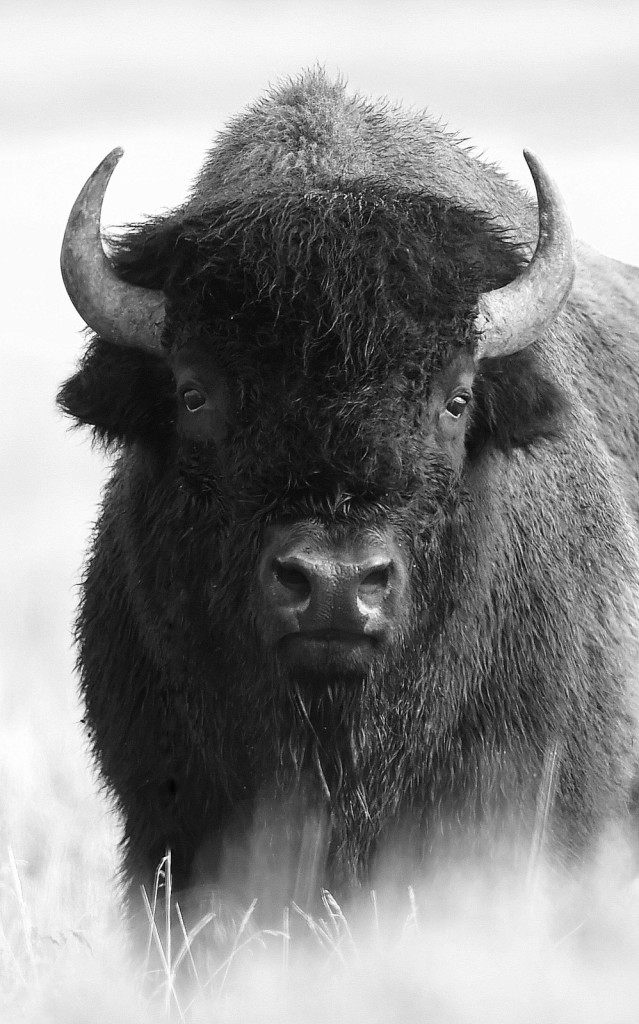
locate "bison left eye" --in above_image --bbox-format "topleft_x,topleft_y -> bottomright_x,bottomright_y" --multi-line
182,388 -> 206,412
444,394 -> 470,419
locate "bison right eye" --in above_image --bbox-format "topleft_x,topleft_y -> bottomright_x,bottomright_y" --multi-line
444,394 -> 470,419
182,388 -> 206,412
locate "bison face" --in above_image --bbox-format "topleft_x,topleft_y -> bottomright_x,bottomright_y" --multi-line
167,321 -> 477,684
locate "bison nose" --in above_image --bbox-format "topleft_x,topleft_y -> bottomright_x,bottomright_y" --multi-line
258,527 -> 410,646
271,554 -> 393,617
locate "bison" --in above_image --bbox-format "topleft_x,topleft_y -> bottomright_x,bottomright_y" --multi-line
59,70 -> 639,915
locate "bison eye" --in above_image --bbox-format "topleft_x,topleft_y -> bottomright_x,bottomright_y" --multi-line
182,388 -> 206,413
444,393 -> 470,419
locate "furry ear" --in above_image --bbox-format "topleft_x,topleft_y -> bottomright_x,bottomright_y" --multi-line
469,347 -> 569,456
59,212 -> 182,449
57,337 -> 175,449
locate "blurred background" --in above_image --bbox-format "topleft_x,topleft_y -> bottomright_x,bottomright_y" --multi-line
0,0 -> 638,937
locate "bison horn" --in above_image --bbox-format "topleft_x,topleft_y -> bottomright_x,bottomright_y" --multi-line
474,150 -> 575,361
60,148 -> 166,353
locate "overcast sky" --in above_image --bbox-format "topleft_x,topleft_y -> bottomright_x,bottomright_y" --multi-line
1,0 -> 638,691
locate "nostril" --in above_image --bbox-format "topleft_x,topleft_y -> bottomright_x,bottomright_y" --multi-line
359,563 -> 391,594
273,559 -> 312,600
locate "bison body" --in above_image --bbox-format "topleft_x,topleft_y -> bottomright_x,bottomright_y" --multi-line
59,71 -> 639,910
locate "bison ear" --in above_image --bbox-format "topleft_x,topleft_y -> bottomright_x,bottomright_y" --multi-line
57,336 -> 175,449
469,348 -> 569,456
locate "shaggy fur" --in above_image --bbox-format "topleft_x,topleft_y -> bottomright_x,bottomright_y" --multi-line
59,70 -> 639,914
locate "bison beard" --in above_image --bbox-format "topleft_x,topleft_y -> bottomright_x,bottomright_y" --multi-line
222,609 -> 433,898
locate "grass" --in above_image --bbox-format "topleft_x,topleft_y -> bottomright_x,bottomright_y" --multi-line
3,796 -> 639,1023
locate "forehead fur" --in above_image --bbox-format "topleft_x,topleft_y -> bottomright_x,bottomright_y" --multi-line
165,184 -> 526,383
111,68 -> 532,381
188,68 -> 537,244
107,70 -> 532,418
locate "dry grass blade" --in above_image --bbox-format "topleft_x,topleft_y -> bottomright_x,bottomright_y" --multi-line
370,888 -> 379,941
142,856 -> 167,973
7,846 -> 35,972
140,884 -> 170,980
322,889 -> 355,946
163,850 -> 173,1010
171,905 -> 217,983
0,893 -> 28,989
169,905 -> 215,983
313,890 -> 351,965
526,738 -> 563,892
213,898 -> 259,996
401,885 -> 420,941
140,880 -> 186,1022
292,902 -> 335,952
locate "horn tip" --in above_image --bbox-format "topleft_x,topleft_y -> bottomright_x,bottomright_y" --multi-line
105,146 -> 124,168
522,149 -> 541,175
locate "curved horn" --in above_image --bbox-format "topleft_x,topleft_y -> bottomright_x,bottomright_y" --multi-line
60,148 -> 166,353
474,150 -> 575,361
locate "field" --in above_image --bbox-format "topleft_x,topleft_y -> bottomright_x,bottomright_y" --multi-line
4,763 -> 639,1023
2,689 -> 639,1024
2,0 -> 639,1018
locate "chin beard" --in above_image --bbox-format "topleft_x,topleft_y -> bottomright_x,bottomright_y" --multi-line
258,660 -> 398,884
248,669 -> 376,896
251,635 -> 419,819
281,672 -> 372,803
227,609 -> 432,889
